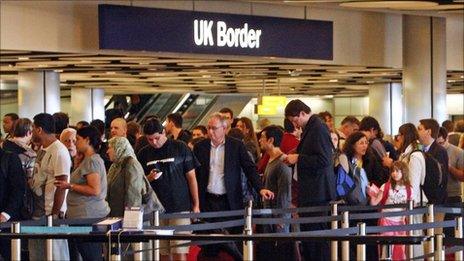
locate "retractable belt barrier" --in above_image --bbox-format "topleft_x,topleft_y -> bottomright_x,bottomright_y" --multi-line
1,204 -> 461,229
2,203 -> 462,261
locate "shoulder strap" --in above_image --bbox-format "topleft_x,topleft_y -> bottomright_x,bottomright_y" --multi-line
339,154 -> 349,173
380,181 -> 391,206
406,185 -> 412,201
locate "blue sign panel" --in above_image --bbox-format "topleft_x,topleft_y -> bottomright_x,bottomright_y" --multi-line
99,4 -> 333,60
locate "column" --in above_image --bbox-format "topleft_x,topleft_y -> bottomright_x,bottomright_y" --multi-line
18,71 -> 60,119
403,15 -> 447,125
368,83 -> 403,135
70,87 -> 105,124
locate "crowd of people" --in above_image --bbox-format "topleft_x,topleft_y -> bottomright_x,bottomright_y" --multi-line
0,100 -> 463,261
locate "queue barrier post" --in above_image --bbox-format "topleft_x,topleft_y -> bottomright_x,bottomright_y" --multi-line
46,216 -> 53,261
455,216 -> 463,261
330,203 -> 338,261
341,211 -> 349,261
110,233 -> 121,261
426,204 -> 435,261
356,222 -> 366,261
11,222 -> 21,261
153,210 -> 160,261
407,200 -> 414,260
133,242 -> 143,261
243,200 -> 253,261
434,234 -> 444,260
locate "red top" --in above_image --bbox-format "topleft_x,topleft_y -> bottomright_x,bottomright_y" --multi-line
280,132 -> 299,154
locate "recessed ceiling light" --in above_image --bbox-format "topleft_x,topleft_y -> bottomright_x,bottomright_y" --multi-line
329,79 -> 338,82
460,75 -> 464,79
106,71 -> 116,75
18,57 -> 29,60
366,80 -> 375,84
340,1 -> 437,9
324,95 -> 334,98
54,69 -> 63,73
447,79 -> 456,83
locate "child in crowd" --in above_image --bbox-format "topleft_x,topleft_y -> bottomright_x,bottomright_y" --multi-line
368,161 -> 412,260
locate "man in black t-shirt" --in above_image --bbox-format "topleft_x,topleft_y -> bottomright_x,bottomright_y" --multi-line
137,118 -> 199,260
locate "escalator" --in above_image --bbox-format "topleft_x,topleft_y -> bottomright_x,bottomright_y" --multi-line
105,93 -> 220,130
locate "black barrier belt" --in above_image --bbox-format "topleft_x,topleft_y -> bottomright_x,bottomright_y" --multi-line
366,220 -> 457,234
349,208 -> 428,220
338,203 -> 410,212
444,237 -> 464,246
159,209 -> 244,219
252,205 -> 330,215
253,215 -> 341,225
1,205 -> 461,230
408,246 -> 464,260
435,206 -> 464,214
0,232 -> 429,245
142,219 -> 245,232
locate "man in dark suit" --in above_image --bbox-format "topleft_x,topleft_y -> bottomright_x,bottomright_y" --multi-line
193,112 -> 274,259
418,119 -> 449,234
283,100 -> 336,261
0,147 -> 26,260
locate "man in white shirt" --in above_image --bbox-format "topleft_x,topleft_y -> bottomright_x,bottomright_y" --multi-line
29,113 -> 71,261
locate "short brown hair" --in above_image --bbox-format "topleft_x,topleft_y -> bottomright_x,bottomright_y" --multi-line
419,119 -> 439,139
284,99 -> 311,117
13,118 -> 32,138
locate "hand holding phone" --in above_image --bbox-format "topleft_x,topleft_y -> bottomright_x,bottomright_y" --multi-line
147,168 -> 163,182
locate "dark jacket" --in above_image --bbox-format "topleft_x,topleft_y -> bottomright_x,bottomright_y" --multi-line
193,137 -> 263,211
0,148 -> 26,221
427,140 -> 449,202
363,147 -> 389,187
296,115 -> 336,206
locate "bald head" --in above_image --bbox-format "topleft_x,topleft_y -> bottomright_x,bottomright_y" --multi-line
110,118 -> 127,138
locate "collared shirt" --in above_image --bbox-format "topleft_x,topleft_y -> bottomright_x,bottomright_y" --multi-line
423,139 -> 434,152
207,140 -> 226,195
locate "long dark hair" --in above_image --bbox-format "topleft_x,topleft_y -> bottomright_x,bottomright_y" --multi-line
398,123 -> 419,153
343,131 -> 367,160
390,161 -> 411,189
77,126 -> 101,151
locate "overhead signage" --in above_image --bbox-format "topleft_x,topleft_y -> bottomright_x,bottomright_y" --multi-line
194,20 -> 262,48
99,4 -> 333,60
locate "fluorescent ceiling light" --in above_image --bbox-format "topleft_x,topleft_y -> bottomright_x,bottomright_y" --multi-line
340,1 -> 438,9
403,3 -> 463,10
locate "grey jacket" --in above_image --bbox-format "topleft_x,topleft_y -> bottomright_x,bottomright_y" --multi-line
107,156 -> 145,217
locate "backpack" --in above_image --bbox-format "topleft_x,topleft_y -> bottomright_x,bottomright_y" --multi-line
409,150 -> 446,205
335,154 -> 355,198
379,181 -> 412,206
335,154 -> 368,205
